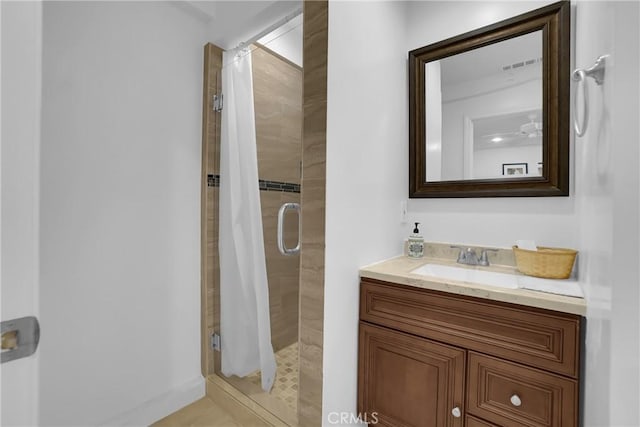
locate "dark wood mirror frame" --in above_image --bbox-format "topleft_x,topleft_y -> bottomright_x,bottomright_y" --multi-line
409,1 -> 570,198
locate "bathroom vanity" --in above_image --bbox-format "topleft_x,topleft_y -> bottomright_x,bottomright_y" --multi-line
358,256 -> 584,427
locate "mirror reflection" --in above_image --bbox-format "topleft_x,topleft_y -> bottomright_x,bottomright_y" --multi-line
424,30 -> 542,182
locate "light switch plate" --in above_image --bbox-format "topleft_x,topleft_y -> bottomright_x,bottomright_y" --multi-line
400,200 -> 408,223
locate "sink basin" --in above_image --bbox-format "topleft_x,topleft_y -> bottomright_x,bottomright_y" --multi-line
411,263 -> 520,289
410,263 -> 583,298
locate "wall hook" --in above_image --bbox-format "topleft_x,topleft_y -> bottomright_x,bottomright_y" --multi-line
572,55 -> 609,137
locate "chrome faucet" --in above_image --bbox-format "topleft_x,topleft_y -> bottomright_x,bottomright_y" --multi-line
451,246 -> 498,266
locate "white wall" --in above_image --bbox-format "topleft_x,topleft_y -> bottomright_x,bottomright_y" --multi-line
324,1 -> 407,423
258,13 -> 303,67
39,2 -> 206,424
406,1 -> 555,52
574,1 -> 640,426
1,2 -> 42,425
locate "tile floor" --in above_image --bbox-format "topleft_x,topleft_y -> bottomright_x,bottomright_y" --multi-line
246,342 -> 298,413
157,344 -> 299,426
152,396 -> 270,427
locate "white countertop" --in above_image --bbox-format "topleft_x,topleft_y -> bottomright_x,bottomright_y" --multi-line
359,255 -> 586,316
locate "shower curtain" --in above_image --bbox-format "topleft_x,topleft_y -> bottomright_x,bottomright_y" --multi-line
219,48 -> 277,392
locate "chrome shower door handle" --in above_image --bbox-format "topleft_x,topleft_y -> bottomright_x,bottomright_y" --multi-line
277,203 -> 301,256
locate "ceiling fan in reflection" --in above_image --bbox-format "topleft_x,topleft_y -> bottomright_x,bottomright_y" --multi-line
481,114 -> 543,144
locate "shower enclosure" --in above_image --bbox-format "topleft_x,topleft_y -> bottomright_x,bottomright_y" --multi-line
200,18 -> 302,423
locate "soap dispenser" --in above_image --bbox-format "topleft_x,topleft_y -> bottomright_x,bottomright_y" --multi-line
408,222 -> 424,259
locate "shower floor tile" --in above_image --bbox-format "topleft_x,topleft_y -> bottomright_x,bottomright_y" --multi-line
246,342 -> 298,413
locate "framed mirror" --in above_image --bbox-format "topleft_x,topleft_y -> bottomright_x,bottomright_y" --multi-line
409,1 -> 570,198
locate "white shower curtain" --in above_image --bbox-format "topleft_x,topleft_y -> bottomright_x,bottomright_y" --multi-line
219,49 -> 276,392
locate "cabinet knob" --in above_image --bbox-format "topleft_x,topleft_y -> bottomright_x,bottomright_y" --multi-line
510,394 -> 522,407
451,407 -> 461,418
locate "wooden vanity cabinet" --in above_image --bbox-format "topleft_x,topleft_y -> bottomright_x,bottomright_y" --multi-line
358,278 -> 582,427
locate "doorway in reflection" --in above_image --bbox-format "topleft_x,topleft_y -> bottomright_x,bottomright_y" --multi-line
467,108 -> 543,180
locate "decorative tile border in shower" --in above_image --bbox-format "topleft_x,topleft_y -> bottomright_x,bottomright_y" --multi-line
207,174 -> 220,188
207,174 -> 300,194
259,179 -> 301,193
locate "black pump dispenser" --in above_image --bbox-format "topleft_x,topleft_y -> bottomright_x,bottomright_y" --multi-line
408,222 -> 424,258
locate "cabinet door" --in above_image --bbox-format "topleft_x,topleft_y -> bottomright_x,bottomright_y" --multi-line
467,352 -> 578,427
466,415 -> 499,427
359,322 -> 465,427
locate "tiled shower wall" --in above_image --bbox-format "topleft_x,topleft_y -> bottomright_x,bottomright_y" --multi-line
202,43 -> 302,376
298,1 -> 328,425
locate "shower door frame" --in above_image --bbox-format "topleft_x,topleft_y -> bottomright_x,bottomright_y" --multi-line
199,41 -> 303,425
200,42 -> 223,379
199,2 -> 329,424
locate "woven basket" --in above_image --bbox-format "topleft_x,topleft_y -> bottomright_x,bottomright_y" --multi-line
512,246 -> 578,279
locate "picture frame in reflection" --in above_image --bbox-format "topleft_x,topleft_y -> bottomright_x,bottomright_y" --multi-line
502,163 -> 528,176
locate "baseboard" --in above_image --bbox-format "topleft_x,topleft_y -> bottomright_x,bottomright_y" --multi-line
99,376 -> 205,426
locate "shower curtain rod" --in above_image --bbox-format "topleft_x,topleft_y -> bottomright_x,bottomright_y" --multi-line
233,7 -> 303,51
